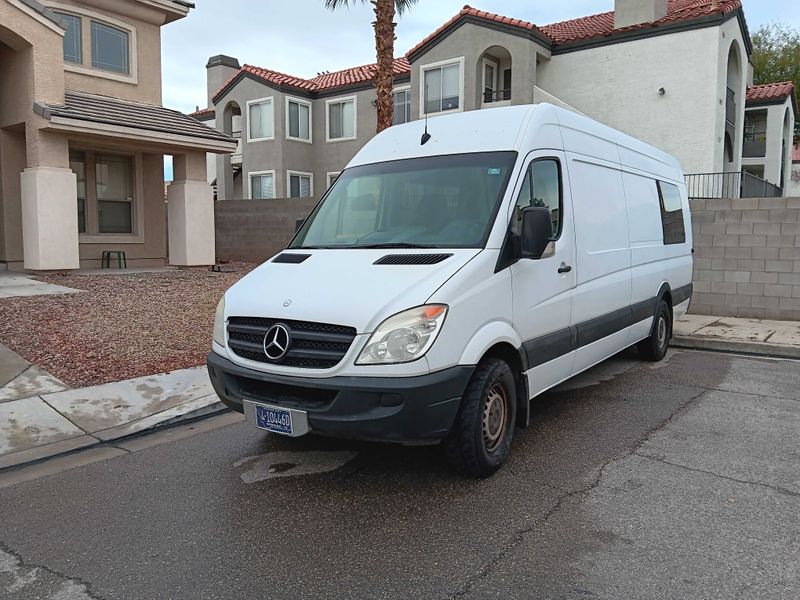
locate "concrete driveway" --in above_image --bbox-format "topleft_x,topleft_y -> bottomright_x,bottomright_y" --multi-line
0,348 -> 798,599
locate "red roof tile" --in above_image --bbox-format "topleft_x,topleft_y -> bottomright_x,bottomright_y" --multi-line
213,58 -> 410,103
407,6 -> 551,57
189,107 -> 214,119
540,0 -> 741,45
746,81 -> 795,103
310,58 -> 410,90
793,144 -> 800,163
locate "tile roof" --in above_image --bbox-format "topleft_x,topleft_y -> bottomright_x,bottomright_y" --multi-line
213,58 -> 410,103
406,6 -> 551,58
793,144 -> 800,163
189,107 -> 215,120
35,92 -> 235,145
745,81 -> 795,103
540,0 -> 741,45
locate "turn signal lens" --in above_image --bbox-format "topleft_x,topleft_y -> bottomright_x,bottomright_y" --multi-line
356,305 -> 448,365
213,296 -> 226,347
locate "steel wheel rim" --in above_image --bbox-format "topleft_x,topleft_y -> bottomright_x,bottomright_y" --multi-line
657,315 -> 667,347
483,383 -> 508,453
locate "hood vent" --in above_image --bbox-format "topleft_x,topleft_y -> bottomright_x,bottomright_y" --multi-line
272,253 -> 311,264
374,253 -> 453,265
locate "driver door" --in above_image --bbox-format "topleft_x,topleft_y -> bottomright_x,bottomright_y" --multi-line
509,151 -> 576,397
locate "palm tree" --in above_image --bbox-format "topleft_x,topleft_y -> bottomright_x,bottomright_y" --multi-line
324,0 -> 418,132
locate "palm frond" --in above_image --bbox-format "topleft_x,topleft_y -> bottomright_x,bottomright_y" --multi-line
395,0 -> 420,16
324,0 -> 364,10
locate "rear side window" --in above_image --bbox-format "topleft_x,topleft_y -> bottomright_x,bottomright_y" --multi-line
656,181 -> 685,245
511,158 -> 563,239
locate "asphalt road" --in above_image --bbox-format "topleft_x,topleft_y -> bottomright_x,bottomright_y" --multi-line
0,348 -> 798,600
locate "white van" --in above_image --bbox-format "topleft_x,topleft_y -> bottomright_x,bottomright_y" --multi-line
207,104 -> 693,477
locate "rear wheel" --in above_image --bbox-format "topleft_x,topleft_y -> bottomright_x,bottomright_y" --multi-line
444,358 -> 516,478
638,299 -> 671,361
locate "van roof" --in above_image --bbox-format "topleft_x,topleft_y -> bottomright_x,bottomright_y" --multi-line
348,103 -> 682,176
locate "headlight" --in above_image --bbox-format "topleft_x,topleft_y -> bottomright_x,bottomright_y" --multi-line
213,296 -> 226,346
356,305 -> 447,365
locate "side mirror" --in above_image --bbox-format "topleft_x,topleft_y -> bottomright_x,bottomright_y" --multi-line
520,207 -> 553,259
295,217 -> 305,232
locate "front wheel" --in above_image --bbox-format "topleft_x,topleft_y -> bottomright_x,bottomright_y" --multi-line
637,299 -> 672,361
444,358 -> 517,478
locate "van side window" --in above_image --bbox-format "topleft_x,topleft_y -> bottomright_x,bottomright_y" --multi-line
656,181 -> 686,245
511,159 -> 562,238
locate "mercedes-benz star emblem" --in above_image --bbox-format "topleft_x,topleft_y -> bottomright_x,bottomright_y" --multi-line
263,324 -> 291,361
282,299 -> 292,307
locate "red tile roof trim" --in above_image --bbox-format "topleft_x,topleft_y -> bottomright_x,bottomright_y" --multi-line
793,144 -> 800,163
746,81 -> 795,103
213,58 -> 410,104
189,107 -> 214,119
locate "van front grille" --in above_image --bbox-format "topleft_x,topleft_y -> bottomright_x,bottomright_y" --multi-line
227,317 -> 357,369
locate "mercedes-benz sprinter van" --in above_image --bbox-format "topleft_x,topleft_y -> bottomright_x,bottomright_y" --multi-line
207,103 -> 693,477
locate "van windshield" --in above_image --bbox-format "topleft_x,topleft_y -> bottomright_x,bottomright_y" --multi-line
290,152 -> 517,249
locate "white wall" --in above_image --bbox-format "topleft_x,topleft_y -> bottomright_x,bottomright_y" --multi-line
741,99 -> 795,190
789,163 -> 800,197
537,18 -> 748,175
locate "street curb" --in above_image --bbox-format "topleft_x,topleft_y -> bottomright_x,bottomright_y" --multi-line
0,403 -> 231,474
672,335 -> 800,360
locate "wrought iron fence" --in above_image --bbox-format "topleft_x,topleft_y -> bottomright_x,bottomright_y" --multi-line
684,171 -> 783,200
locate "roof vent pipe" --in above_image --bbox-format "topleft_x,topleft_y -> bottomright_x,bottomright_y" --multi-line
614,0 -> 668,29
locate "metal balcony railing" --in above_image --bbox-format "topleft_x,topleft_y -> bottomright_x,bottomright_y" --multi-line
483,89 -> 511,103
685,171 -> 783,200
725,87 -> 736,128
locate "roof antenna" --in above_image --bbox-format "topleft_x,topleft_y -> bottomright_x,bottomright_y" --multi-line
421,82 -> 431,145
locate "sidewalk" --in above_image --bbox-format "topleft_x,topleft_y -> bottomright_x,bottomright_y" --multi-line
0,344 -> 223,470
673,314 -> 800,359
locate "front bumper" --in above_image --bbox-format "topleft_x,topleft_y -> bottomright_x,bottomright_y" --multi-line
206,352 -> 474,443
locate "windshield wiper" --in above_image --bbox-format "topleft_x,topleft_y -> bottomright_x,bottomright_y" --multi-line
358,243 -> 437,249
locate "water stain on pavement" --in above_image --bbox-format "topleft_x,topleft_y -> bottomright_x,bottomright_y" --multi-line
234,450 -> 358,483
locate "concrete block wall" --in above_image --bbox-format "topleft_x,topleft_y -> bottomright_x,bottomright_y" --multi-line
690,197 -> 800,320
214,198 -> 317,263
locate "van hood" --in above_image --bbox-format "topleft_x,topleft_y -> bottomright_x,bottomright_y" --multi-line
225,249 -> 480,333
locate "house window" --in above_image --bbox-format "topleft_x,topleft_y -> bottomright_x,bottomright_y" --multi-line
392,88 -> 411,125
56,13 -> 82,64
69,150 -> 137,236
288,171 -> 313,198
96,154 -> 134,233
286,98 -> 311,142
421,58 -> 462,115
91,21 -> 129,74
327,172 -> 340,188
247,98 -> 274,141
69,150 -> 87,233
249,172 -> 275,199
656,181 -> 686,245
327,97 -> 356,141
512,158 -> 562,239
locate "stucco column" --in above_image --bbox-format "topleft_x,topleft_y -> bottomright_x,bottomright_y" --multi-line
168,152 -> 215,266
20,127 -> 79,270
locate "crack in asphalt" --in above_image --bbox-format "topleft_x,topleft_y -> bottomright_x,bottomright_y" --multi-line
0,541 -> 103,600
633,452 -> 800,498
447,386 -> 711,599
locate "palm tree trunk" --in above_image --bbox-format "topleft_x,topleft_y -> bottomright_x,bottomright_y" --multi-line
372,0 -> 395,132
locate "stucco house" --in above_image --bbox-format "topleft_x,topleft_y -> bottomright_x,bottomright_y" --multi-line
194,0 -> 796,204
741,81 -> 797,193
0,0 -> 236,272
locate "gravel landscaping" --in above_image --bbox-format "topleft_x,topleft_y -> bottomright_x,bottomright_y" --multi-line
0,264 -> 254,388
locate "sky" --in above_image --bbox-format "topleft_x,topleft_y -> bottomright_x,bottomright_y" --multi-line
161,0 -> 799,178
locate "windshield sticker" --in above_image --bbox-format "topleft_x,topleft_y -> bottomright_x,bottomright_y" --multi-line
487,168 -> 502,175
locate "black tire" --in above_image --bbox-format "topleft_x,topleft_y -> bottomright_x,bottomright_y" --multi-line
444,358 -> 517,478
638,299 -> 672,361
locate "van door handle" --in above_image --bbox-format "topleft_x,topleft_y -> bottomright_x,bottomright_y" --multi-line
558,263 -> 572,274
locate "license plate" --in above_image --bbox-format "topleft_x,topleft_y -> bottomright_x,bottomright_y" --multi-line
254,404 -> 294,435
